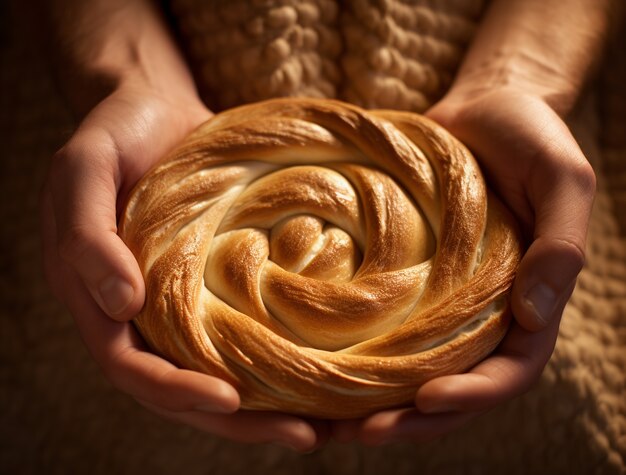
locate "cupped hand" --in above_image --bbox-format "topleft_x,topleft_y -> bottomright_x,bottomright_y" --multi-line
332,87 -> 595,445
40,81 -> 326,451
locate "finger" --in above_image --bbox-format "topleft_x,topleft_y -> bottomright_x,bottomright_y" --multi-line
416,315 -> 562,414
513,147 -> 595,331
357,408 -> 479,446
61,267 -> 240,414
49,129 -> 145,321
306,419 -> 332,451
429,94 -> 595,331
137,402 -> 319,452
107,341 -> 241,414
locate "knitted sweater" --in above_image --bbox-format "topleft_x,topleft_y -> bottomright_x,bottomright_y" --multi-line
170,0 -> 484,112
1,1 -> 624,474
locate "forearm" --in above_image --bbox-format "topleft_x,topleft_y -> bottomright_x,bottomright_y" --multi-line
40,0 -> 198,116
447,0 -> 620,116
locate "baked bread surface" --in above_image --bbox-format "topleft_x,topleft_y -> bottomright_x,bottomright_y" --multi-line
119,98 -> 522,418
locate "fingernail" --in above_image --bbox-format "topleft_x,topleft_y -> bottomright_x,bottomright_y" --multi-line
524,283 -> 557,326
98,276 -> 134,315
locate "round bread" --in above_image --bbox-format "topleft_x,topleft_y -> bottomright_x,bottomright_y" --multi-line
119,98 -> 522,418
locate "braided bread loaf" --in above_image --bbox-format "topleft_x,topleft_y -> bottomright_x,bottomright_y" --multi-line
119,98 -> 522,418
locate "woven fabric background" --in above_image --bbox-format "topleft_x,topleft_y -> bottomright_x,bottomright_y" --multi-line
170,0 -> 484,112
1,2 -> 625,474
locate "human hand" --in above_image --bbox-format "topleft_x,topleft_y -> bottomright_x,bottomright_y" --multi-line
331,0 -> 613,445
40,79 -> 328,451
38,0 -> 330,448
42,81 -> 330,450
332,87 -> 595,445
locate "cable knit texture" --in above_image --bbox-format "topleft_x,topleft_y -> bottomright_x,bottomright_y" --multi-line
171,0 -> 484,112
1,1 -> 625,474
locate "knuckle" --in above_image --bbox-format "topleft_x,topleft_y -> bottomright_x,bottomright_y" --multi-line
52,142 -> 87,172
570,160 -> 596,196
49,134 -> 117,183
47,146 -> 71,183
47,145 -> 85,195
554,236 -> 587,271
57,225 -> 94,264
51,140 -> 90,168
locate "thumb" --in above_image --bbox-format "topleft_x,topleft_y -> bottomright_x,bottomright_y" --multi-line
427,93 -> 596,332
512,153 -> 596,331
49,129 -> 145,321
513,238 -> 584,331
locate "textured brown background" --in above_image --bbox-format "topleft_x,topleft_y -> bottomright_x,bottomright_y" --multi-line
1,2 -> 625,474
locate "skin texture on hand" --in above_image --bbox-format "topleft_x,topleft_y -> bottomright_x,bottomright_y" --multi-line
330,0 -> 614,446
39,0 -> 328,452
332,88 -> 594,445
39,0 -> 616,451
40,81 -> 329,452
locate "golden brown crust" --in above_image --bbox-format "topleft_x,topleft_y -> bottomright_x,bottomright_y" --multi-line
119,97 -> 522,418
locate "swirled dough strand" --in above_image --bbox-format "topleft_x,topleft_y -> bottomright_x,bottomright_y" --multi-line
119,98 -> 522,418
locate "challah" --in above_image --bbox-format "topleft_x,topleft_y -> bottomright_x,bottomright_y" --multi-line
119,98 -> 522,418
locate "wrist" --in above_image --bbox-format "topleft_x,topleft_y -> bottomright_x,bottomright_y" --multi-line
444,54 -> 578,118
444,0 -> 618,119
46,0 -> 199,118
